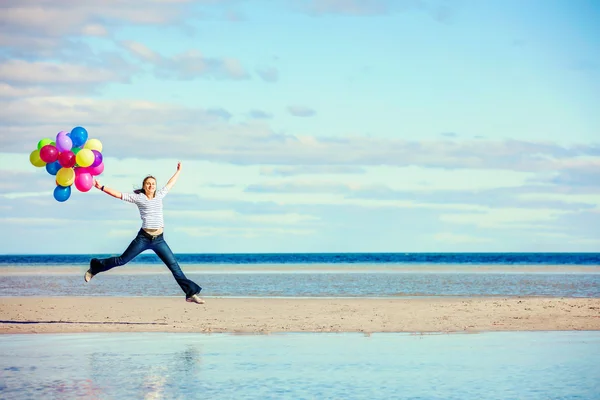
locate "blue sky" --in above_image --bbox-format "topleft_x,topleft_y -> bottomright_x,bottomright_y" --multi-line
1,0 -> 599,254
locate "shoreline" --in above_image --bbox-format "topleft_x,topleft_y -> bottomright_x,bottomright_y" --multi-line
1,264 -> 600,275
1,297 -> 599,334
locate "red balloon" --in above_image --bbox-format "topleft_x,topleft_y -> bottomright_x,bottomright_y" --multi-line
39,145 -> 58,163
58,150 -> 76,168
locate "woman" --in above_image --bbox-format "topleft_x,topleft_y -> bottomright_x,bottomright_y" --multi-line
85,161 -> 204,305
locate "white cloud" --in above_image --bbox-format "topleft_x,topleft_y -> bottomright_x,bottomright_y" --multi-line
166,209 -> 320,225
287,105 -> 316,117
260,165 -> 366,176
120,41 -> 250,80
439,208 -> 572,229
0,1 -> 195,58
0,59 -> 128,85
0,83 -> 52,98
297,0 -> 390,16
80,24 -> 108,36
517,193 -> 600,206
256,66 -> 279,82
120,41 -> 162,63
2,96 -> 598,176
433,232 -> 492,244
176,226 -> 315,238
295,0 -> 458,22
0,217 -> 70,226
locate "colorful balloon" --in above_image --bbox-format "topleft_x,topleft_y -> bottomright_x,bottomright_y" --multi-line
53,185 -> 71,202
84,138 -> 102,152
45,161 -> 61,176
29,149 -> 46,167
37,138 -> 53,150
88,162 -> 104,176
75,148 -> 94,167
75,171 -> 93,192
30,127 -> 105,200
39,144 -> 59,163
55,132 -> 73,152
90,150 -> 103,167
57,150 -> 76,168
70,126 -> 88,147
56,167 -> 75,187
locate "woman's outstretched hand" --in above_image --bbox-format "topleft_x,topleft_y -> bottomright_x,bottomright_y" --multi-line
94,179 -> 102,190
166,162 -> 182,190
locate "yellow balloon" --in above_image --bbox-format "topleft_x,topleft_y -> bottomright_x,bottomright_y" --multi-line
84,138 -> 103,152
76,148 -> 94,167
56,167 -> 75,186
29,149 -> 46,167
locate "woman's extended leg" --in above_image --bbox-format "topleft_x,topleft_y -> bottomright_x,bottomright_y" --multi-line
152,235 -> 202,299
88,231 -> 148,276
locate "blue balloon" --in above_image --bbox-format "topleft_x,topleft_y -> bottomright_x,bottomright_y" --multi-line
70,126 -> 88,148
53,185 -> 71,202
45,160 -> 61,176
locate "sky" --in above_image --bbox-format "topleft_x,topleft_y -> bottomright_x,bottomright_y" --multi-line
1,0 -> 599,254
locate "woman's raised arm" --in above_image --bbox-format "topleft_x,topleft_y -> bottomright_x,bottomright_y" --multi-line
165,161 -> 182,191
94,179 -> 123,199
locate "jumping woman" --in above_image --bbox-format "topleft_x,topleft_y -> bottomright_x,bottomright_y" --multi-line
85,162 -> 204,304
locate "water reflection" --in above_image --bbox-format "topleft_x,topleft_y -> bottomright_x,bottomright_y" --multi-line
83,339 -> 204,399
1,332 -> 599,399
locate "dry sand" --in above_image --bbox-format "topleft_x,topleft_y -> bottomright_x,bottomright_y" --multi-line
1,297 -> 599,334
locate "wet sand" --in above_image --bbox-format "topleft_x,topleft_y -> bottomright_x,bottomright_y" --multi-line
1,297 -> 599,334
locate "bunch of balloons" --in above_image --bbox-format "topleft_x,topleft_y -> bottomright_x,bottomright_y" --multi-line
29,127 -> 105,202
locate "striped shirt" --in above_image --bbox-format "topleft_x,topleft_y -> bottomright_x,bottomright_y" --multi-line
121,187 -> 170,229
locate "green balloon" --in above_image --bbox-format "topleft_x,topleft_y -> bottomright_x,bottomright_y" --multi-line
72,147 -> 81,155
37,138 -> 53,150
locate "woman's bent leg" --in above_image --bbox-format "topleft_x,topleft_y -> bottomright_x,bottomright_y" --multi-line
91,231 -> 148,274
152,236 -> 202,298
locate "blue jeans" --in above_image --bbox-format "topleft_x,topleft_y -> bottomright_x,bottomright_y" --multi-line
91,229 -> 201,298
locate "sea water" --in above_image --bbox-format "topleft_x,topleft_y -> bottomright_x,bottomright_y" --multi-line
1,332 -> 599,399
1,253 -> 599,298
1,269 -> 600,298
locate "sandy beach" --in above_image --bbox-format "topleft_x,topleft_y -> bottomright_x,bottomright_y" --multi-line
1,297 -> 599,334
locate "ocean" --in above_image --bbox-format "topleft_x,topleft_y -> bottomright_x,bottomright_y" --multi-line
1,253 -> 599,298
2,252 -> 600,266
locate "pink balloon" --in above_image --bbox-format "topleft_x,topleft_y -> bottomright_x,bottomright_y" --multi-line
39,144 -> 59,163
74,166 -> 89,176
74,171 -> 93,192
88,162 -> 104,176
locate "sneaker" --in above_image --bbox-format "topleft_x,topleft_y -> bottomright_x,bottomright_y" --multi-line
186,294 -> 205,304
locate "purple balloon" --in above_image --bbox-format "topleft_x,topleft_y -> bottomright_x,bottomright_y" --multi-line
91,150 -> 103,168
56,133 -> 73,152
